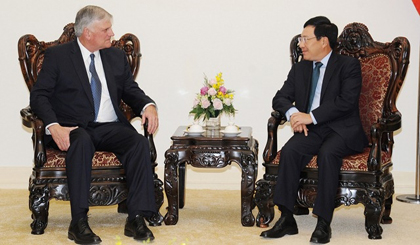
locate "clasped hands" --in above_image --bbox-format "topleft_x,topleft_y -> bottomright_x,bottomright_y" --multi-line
290,112 -> 313,136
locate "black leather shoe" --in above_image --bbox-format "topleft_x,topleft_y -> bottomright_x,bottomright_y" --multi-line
310,219 -> 331,244
68,217 -> 102,244
124,215 -> 155,241
260,215 -> 298,238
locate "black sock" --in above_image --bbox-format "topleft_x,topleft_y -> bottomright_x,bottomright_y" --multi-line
279,205 -> 293,218
318,216 -> 331,226
71,209 -> 88,225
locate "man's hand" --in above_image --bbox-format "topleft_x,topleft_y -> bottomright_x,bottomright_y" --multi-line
290,112 -> 313,136
292,124 -> 309,136
142,105 -> 159,134
49,124 -> 78,151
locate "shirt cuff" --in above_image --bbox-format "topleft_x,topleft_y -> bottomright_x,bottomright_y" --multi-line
285,107 -> 299,121
45,122 -> 59,135
141,103 -> 157,115
310,112 -> 318,125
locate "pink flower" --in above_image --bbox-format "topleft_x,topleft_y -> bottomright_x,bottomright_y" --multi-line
219,86 -> 227,94
213,98 -> 223,110
208,88 -> 217,96
200,86 -> 209,95
201,98 -> 211,108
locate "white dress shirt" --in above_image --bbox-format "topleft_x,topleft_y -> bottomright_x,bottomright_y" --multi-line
78,39 -> 119,122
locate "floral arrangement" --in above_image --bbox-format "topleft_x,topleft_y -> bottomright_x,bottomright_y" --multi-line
190,72 -> 236,120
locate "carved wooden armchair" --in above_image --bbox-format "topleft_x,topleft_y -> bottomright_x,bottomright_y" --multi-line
254,22 -> 410,239
18,23 -> 164,235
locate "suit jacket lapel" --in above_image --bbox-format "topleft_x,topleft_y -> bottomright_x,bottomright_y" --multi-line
70,40 -> 95,109
99,50 -> 120,110
320,52 -> 338,99
99,49 -> 128,123
303,61 -> 313,110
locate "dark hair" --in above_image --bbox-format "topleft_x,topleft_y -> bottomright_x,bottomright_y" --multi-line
304,16 -> 338,49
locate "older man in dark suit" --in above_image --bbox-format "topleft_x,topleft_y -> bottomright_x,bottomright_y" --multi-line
260,16 -> 368,244
30,5 -> 158,244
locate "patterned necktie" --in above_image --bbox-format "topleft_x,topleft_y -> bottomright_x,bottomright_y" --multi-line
89,53 -> 102,121
307,62 -> 323,113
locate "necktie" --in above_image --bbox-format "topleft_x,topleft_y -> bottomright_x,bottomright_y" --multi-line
307,62 -> 322,113
89,53 -> 102,121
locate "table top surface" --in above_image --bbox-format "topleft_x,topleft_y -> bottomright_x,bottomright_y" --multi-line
171,126 -> 252,141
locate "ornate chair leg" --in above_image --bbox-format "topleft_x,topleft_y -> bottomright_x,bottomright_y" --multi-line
117,200 -> 128,213
381,196 -> 393,224
364,190 -> 384,239
254,179 -> 275,227
29,184 -> 50,235
146,178 -> 164,226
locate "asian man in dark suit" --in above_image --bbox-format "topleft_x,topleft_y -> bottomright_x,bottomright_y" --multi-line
30,5 -> 158,244
260,16 -> 368,244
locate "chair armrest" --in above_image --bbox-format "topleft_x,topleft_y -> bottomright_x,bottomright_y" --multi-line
120,102 -> 157,166
367,113 -> 401,171
263,110 -> 287,163
20,106 -> 47,168
142,119 -> 157,168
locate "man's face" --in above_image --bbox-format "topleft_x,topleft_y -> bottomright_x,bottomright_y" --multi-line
86,18 -> 114,50
299,25 -> 325,62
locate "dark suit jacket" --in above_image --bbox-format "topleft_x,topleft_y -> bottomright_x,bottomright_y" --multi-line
30,40 -> 154,130
272,52 -> 368,152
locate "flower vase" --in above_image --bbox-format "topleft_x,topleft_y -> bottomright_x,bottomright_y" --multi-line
205,116 -> 221,130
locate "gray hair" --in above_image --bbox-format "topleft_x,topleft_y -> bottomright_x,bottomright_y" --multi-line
74,5 -> 113,37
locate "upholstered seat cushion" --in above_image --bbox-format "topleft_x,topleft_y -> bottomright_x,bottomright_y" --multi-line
44,148 -> 122,168
272,147 -> 391,171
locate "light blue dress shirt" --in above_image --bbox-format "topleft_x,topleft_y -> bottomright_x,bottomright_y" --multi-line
285,51 -> 332,125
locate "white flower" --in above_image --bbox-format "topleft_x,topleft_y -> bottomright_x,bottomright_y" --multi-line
201,97 -> 211,109
208,87 -> 217,96
224,98 -> 232,106
213,98 -> 223,110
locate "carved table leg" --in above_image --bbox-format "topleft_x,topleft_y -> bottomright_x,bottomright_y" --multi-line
29,184 -> 50,235
178,162 -> 186,209
239,151 -> 257,226
164,150 -> 180,225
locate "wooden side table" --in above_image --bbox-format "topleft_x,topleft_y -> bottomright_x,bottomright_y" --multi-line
163,126 -> 258,226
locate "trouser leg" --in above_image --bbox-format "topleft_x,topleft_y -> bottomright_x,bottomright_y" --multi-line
313,129 -> 357,223
66,128 -> 95,221
273,131 -> 322,212
93,123 -> 156,219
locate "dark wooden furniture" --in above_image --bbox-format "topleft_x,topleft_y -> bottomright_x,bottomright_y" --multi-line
18,23 -> 164,235
163,126 -> 258,226
254,22 -> 410,239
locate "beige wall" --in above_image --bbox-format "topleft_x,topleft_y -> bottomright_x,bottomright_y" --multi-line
1,0 -> 419,190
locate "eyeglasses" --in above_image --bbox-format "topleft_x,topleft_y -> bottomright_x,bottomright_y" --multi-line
297,36 -> 317,44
